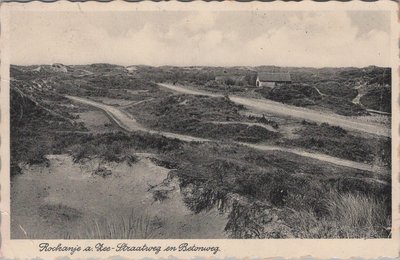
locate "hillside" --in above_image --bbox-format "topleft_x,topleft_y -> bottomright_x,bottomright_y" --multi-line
10,63 -> 392,239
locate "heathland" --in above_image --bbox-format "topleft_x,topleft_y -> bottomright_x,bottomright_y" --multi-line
10,64 -> 391,239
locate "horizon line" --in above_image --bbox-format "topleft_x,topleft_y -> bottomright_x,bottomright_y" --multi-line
10,63 -> 391,69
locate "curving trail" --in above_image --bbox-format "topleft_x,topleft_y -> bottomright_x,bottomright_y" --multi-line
66,95 -> 209,143
206,121 -> 278,132
157,83 -> 390,137
241,143 -> 389,174
65,95 -> 389,174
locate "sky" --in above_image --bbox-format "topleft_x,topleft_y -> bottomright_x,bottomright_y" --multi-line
9,10 -> 391,67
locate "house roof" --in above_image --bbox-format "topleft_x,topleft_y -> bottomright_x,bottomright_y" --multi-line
258,72 -> 291,82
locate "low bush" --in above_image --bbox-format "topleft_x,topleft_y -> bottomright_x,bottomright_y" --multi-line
287,190 -> 391,238
316,81 -> 358,100
360,86 -> 391,113
170,142 -> 391,238
263,84 -> 321,103
224,201 -> 273,239
61,131 -> 183,163
257,82 -> 367,116
152,190 -> 169,202
283,122 -> 384,163
316,96 -> 366,116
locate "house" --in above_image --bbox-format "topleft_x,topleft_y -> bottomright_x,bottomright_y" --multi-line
256,72 -> 291,87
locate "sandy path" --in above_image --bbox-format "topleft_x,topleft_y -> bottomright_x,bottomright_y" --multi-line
65,95 -> 388,174
66,95 -> 209,143
241,143 -> 389,174
121,98 -> 155,108
206,121 -> 278,132
158,83 -> 390,137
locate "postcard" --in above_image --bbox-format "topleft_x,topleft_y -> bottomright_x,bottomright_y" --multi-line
0,1 -> 398,259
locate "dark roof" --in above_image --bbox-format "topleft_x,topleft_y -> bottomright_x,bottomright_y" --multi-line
258,72 -> 291,82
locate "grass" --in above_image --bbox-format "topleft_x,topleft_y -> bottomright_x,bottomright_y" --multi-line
360,85 -> 391,112
280,121 -> 391,165
10,86 -> 86,175
223,189 -> 391,239
152,190 -> 170,202
39,204 -> 83,223
81,211 -> 156,239
316,81 -> 358,100
287,190 -> 391,238
62,131 -> 182,163
167,142 -> 391,238
258,84 -> 367,116
11,64 -> 392,239
127,94 -> 280,143
127,94 -> 245,124
16,207 -> 158,239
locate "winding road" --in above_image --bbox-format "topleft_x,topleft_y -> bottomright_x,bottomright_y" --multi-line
65,95 -> 389,174
158,83 -> 390,137
206,121 -> 278,132
66,95 -> 209,143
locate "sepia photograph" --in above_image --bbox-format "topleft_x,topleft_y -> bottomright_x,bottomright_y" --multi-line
1,1 -> 398,259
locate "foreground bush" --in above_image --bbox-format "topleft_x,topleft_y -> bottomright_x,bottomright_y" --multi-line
287,191 -> 391,238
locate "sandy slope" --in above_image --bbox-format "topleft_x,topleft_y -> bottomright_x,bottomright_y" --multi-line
11,154 -> 227,239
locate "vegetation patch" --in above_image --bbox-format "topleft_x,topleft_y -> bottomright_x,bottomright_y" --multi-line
39,204 -> 83,224
83,212 -> 157,239
169,142 -> 391,238
284,191 -> 391,238
316,81 -> 358,100
10,64 -> 392,239
279,122 -> 391,165
360,85 -> 391,113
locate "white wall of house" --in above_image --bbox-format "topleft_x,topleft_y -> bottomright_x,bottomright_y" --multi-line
256,77 -> 276,88
261,82 -> 276,88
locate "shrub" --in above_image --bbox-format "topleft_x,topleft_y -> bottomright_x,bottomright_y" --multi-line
360,86 -> 391,113
286,122 -> 377,163
224,201 -> 270,239
26,145 -> 49,166
316,81 -> 358,100
288,191 -> 391,238
126,154 -> 140,166
152,190 -> 169,202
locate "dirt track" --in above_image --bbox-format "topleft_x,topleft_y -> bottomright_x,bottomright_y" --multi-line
206,121 -> 278,132
158,83 -> 390,137
66,95 -> 209,142
242,143 -> 389,174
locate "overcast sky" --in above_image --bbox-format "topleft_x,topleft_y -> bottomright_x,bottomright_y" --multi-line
10,10 -> 391,67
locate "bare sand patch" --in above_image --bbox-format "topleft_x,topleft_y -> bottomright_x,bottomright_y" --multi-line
11,154 -> 227,239
74,110 -> 119,133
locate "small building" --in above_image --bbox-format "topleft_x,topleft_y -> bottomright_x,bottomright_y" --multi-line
256,72 -> 291,87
